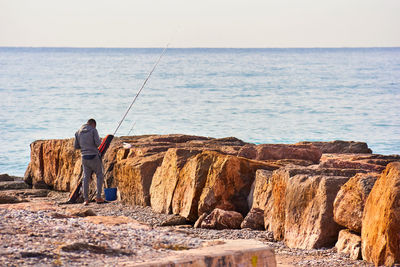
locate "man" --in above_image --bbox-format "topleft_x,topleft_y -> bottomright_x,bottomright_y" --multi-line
74,118 -> 105,205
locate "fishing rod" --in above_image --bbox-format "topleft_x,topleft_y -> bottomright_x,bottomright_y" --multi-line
127,121 -> 136,136
113,44 -> 170,136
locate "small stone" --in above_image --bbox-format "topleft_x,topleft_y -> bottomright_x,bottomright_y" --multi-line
160,215 -> 188,226
201,208 -> 243,230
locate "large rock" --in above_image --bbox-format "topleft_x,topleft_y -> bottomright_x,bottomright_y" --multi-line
150,148 -> 202,214
241,208 -> 264,230
238,144 -> 322,164
298,140 -> 372,154
320,153 -> 400,174
24,139 -> 82,191
173,151 -> 279,221
361,162 -> 400,266
264,165 -> 363,241
201,208 -> 243,230
333,172 -> 379,233
335,229 -> 362,260
283,174 -> 348,249
114,153 -> 164,206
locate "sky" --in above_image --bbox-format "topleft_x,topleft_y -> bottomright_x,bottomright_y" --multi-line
0,0 -> 399,48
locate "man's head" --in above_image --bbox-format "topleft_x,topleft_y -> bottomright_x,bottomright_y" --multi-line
87,118 -> 96,128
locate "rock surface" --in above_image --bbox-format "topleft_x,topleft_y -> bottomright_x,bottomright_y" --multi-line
336,229 -> 362,260
361,162 -> 400,266
298,140 -> 372,154
283,174 -> 348,249
333,173 -> 379,233
201,208 -> 244,230
241,208 -> 264,230
238,143 -> 322,163
264,165 -> 363,242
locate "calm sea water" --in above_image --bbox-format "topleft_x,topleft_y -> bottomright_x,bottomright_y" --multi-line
1,47 -> 400,176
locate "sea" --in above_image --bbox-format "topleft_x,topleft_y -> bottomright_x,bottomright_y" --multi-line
1,47 -> 399,176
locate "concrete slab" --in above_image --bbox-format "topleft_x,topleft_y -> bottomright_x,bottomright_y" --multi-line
121,239 -> 276,267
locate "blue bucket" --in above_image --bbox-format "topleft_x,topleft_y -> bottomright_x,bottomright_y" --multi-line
104,188 -> 117,201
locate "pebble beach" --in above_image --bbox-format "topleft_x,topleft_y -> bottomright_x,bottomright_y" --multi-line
0,189 -> 373,266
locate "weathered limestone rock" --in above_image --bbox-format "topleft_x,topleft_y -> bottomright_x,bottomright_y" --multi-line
201,208 -> 243,230
0,180 -> 30,190
0,193 -> 26,204
176,151 -> 279,220
320,153 -> 400,174
333,173 -> 379,233
115,153 -> 164,206
361,162 -> 400,266
264,165 -> 361,242
24,139 -> 82,191
249,169 -> 273,210
238,143 -> 322,164
150,148 -> 202,214
335,229 -> 362,260
298,140 -> 372,154
283,174 -> 348,249
241,208 -> 264,230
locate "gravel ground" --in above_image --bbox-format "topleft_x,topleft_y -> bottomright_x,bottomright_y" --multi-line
0,190 -> 373,266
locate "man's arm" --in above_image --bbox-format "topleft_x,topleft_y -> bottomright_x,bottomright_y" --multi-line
74,132 -> 81,149
93,129 -> 101,147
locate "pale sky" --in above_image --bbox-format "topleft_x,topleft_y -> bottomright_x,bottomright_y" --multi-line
0,0 -> 399,48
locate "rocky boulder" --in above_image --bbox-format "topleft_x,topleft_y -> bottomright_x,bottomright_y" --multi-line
241,208 -> 264,230
238,143 -> 322,164
362,162 -> 400,266
172,151 -> 279,221
283,174 -> 348,249
335,229 -> 362,260
201,208 -> 243,230
298,140 -> 372,154
264,165 -> 363,242
333,172 -> 379,233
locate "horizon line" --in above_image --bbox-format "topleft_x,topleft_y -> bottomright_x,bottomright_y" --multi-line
1,46 -> 399,49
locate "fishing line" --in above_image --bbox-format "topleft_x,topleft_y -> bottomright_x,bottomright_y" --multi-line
113,44 -> 170,136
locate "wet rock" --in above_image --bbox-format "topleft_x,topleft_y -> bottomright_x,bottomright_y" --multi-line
335,229 -> 362,260
0,174 -> 16,181
238,143 -> 322,164
241,208 -> 264,230
362,162 -> 400,266
0,180 -> 30,190
201,208 -> 243,230
284,174 -> 348,249
298,140 -> 372,154
0,194 -> 27,204
333,173 -> 379,233
160,215 -> 189,226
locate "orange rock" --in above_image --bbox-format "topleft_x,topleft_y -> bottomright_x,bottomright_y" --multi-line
333,173 -> 379,233
335,229 -> 362,260
284,174 -> 348,249
361,162 -> 400,266
264,165 -> 359,243
201,208 -> 243,229
114,153 -> 164,206
238,143 -> 322,164
297,140 -> 372,154
149,148 -> 202,214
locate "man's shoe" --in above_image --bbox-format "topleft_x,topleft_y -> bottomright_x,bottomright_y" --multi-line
83,200 -> 90,206
96,198 -> 105,204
